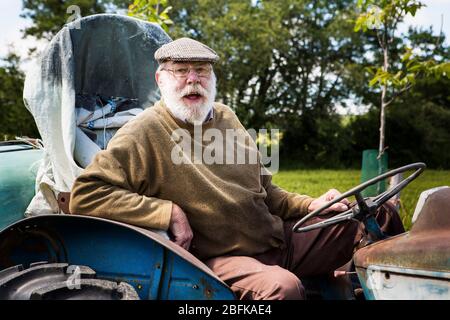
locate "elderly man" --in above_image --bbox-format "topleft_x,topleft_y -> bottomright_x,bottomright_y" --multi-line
70,37 -> 404,300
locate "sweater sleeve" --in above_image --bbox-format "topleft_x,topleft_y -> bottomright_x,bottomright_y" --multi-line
261,168 -> 314,220
69,132 -> 172,230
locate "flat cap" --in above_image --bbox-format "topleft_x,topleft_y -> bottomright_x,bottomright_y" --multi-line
155,37 -> 219,64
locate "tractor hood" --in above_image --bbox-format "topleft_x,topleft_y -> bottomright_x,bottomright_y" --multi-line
354,187 -> 450,272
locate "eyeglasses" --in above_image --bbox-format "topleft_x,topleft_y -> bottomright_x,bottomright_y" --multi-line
161,65 -> 212,78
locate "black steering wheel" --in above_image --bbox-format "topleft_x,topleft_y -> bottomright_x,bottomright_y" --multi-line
292,162 -> 426,234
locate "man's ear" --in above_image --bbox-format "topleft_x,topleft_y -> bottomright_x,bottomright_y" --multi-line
155,70 -> 160,84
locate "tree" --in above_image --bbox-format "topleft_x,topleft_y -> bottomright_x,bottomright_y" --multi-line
348,27 -> 450,169
0,53 -> 39,140
354,0 -> 450,171
21,0 -> 130,40
272,0 -> 369,166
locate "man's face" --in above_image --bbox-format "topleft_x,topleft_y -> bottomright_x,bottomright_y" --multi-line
156,61 -> 217,123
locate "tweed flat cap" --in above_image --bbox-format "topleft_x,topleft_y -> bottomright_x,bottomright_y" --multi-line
155,37 -> 219,64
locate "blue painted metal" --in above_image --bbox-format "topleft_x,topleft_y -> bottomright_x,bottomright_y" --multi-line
356,265 -> 450,300
355,267 -> 376,300
0,214 -> 235,300
364,215 -> 386,241
159,253 -> 236,300
0,143 -> 43,229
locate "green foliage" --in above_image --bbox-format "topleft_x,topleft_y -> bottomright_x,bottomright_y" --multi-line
128,0 -> 173,32
348,74 -> 450,169
21,0 -> 129,40
0,53 -> 39,140
353,0 -> 449,167
367,48 -> 450,88
387,79 -> 450,169
355,0 -> 448,95
354,2 -> 384,32
354,0 -> 424,32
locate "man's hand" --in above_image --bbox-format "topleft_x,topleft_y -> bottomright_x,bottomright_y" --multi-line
169,203 -> 193,250
308,189 -> 350,214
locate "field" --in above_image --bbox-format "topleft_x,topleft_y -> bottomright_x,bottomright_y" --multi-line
272,169 -> 450,230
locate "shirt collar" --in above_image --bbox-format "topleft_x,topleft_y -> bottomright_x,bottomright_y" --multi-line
183,106 -> 214,123
203,107 -> 214,123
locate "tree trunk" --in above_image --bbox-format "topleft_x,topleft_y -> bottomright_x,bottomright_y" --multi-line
377,88 -> 387,194
377,40 -> 390,194
378,37 -> 389,160
379,87 -> 386,160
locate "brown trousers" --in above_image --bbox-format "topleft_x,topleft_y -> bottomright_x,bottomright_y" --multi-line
204,203 -> 404,300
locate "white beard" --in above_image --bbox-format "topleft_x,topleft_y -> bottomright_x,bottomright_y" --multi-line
158,73 -> 217,124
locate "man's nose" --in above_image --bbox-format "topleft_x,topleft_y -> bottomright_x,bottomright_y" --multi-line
186,70 -> 200,84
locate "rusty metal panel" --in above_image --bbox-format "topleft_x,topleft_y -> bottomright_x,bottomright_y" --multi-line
354,188 -> 450,300
354,231 -> 450,272
354,188 -> 450,272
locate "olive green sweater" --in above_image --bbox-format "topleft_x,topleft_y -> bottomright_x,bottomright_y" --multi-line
70,101 -> 314,260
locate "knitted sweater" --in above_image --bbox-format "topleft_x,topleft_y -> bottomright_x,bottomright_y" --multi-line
70,101 -> 314,260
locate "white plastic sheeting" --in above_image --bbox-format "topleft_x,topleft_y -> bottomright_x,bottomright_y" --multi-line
23,14 -> 171,215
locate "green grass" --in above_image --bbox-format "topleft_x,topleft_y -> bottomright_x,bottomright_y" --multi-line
272,169 -> 450,230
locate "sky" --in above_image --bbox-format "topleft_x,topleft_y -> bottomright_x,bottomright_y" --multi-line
0,0 -> 449,72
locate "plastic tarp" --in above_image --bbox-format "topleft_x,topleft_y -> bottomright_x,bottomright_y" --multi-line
23,14 -> 171,215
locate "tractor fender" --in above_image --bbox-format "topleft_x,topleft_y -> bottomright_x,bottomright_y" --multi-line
0,214 -> 235,300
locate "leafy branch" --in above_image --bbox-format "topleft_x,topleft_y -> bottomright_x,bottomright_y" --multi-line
367,49 -> 450,107
128,0 -> 173,32
354,0 -> 449,165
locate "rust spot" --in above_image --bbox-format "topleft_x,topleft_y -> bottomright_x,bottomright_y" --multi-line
200,277 -> 216,299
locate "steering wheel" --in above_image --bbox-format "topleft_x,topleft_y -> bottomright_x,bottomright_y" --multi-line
292,162 -> 426,235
